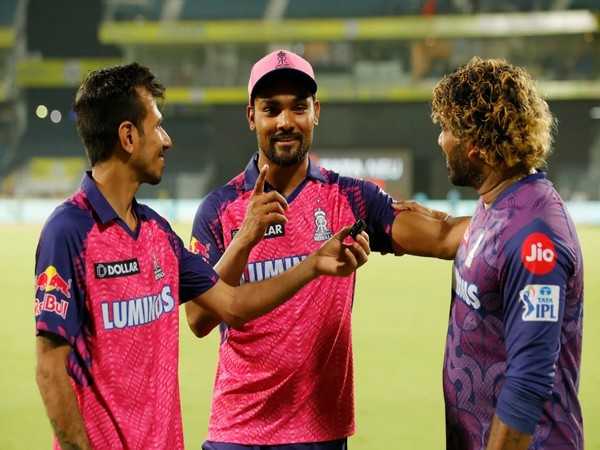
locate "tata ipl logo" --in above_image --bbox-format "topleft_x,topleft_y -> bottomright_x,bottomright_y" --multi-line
519,284 -> 559,322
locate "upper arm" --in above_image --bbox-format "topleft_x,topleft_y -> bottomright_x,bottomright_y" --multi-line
496,219 -> 573,433
36,332 -> 70,366
169,230 -> 220,303
391,211 -> 469,259
34,220 -> 86,345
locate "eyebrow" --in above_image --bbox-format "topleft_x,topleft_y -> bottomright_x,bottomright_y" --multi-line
258,96 -> 309,106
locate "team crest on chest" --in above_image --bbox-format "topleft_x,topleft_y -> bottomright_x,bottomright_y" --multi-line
153,255 -> 165,280
313,208 -> 332,241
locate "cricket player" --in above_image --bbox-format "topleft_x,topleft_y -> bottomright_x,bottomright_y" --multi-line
34,62 -> 370,450
187,50 -> 469,449
432,57 -> 584,449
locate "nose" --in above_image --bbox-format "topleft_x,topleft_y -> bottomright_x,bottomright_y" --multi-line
276,110 -> 293,131
162,128 -> 173,150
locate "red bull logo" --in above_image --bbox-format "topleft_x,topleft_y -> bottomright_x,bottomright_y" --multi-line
190,236 -> 209,259
35,265 -> 72,299
34,294 -> 69,320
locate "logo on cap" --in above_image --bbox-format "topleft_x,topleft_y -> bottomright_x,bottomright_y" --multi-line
276,51 -> 289,68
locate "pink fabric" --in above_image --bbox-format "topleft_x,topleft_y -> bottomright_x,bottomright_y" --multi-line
208,180 -> 357,444
57,220 -> 184,450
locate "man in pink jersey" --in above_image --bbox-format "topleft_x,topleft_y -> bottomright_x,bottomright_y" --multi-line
188,50 -> 469,449
34,62 -> 370,450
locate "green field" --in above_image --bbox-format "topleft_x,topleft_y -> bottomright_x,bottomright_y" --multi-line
1,224 -> 598,449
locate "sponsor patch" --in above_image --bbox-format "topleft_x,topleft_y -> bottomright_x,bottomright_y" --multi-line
95,259 -> 140,279
35,293 -> 69,319
35,265 -> 72,299
519,284 -> 560,322
190,236 -> 210,258
231,223 -> 285,240
520,232 -> 556,275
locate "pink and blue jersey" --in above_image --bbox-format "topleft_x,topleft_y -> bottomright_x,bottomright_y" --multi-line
191,155 -> 397,445
34,172 -> 218,450
445,172 -> 584,449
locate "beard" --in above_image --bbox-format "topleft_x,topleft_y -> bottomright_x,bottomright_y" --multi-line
262,132 -> 310,167
446,141 -> 485,189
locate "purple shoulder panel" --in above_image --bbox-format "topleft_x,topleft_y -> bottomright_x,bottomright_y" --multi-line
35,193 -> 94,346
332,172 -> 395,254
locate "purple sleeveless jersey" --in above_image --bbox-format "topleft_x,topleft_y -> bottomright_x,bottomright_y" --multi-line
445,172 -> 584,449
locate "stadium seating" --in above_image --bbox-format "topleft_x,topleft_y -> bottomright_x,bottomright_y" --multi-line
180,0 -> 268,20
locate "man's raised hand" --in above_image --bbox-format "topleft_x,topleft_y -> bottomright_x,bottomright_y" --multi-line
236,164 -> 289,247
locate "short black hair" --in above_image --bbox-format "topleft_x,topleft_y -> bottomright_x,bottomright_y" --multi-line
73,62 -> 165,166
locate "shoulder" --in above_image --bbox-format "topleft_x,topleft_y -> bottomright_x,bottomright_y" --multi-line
195,177 -> 247,221
40,196 -> 94,243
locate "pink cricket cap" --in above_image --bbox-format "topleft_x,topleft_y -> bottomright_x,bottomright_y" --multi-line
247,49 -> 317,103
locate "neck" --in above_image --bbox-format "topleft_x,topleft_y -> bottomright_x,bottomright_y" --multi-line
257,152 -> 309,197
91,161 -> 140,223
477,165 -> 531,206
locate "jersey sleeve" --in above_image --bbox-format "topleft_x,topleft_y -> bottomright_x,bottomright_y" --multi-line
190,194 -> 226,266
351,179 -> 396,254
495,219 -> 574,434
34,218 -> 86,345
169,231 -> 219,304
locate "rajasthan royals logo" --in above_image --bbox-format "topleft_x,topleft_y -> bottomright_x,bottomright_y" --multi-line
276,50 -> 289,67
313,208 -> 332,241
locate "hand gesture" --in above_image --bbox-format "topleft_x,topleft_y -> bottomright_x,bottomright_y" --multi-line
236,164 -> 288,247
312,226 -> 370,277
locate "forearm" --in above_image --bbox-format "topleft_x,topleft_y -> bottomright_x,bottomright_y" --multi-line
198,254 -> 318,328
213,235 -> 253,285
230,253 -> 317,325
36,344 -> 91,450
486,414 -> 532,450
186,237 -> 254,337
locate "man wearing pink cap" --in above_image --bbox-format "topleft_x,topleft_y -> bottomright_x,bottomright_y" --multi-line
187,49 -> 468,449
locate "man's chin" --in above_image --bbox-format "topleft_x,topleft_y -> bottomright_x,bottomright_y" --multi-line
266,146 -> 308,167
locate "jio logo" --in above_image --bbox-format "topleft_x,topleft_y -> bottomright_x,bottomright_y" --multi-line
520,232 -> 556,275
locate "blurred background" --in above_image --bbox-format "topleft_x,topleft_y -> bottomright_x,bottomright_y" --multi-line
0,0 -> 599,215
0,1 -> 598,448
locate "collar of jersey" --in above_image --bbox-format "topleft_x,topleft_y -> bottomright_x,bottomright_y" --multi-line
242,153 -> 327,192
81,171 -> 146,225
489,171 -> 547,209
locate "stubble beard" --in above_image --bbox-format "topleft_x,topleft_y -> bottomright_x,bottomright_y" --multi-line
447,142 -> 485,189
262,136 -> 311,168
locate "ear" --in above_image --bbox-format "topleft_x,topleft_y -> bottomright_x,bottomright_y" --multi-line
246,104 -> 256,131
313,98 -> 320,126
117,121 -> 138,156
466,143 -> 481,161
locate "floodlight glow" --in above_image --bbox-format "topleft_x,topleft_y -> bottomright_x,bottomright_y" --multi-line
35,105 -> 48,119
50,109 -> 62,123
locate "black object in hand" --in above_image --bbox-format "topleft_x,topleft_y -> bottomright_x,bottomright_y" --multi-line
349,219 -> 366,239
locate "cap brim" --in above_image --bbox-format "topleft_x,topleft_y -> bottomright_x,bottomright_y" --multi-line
250,68 -> 317,102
